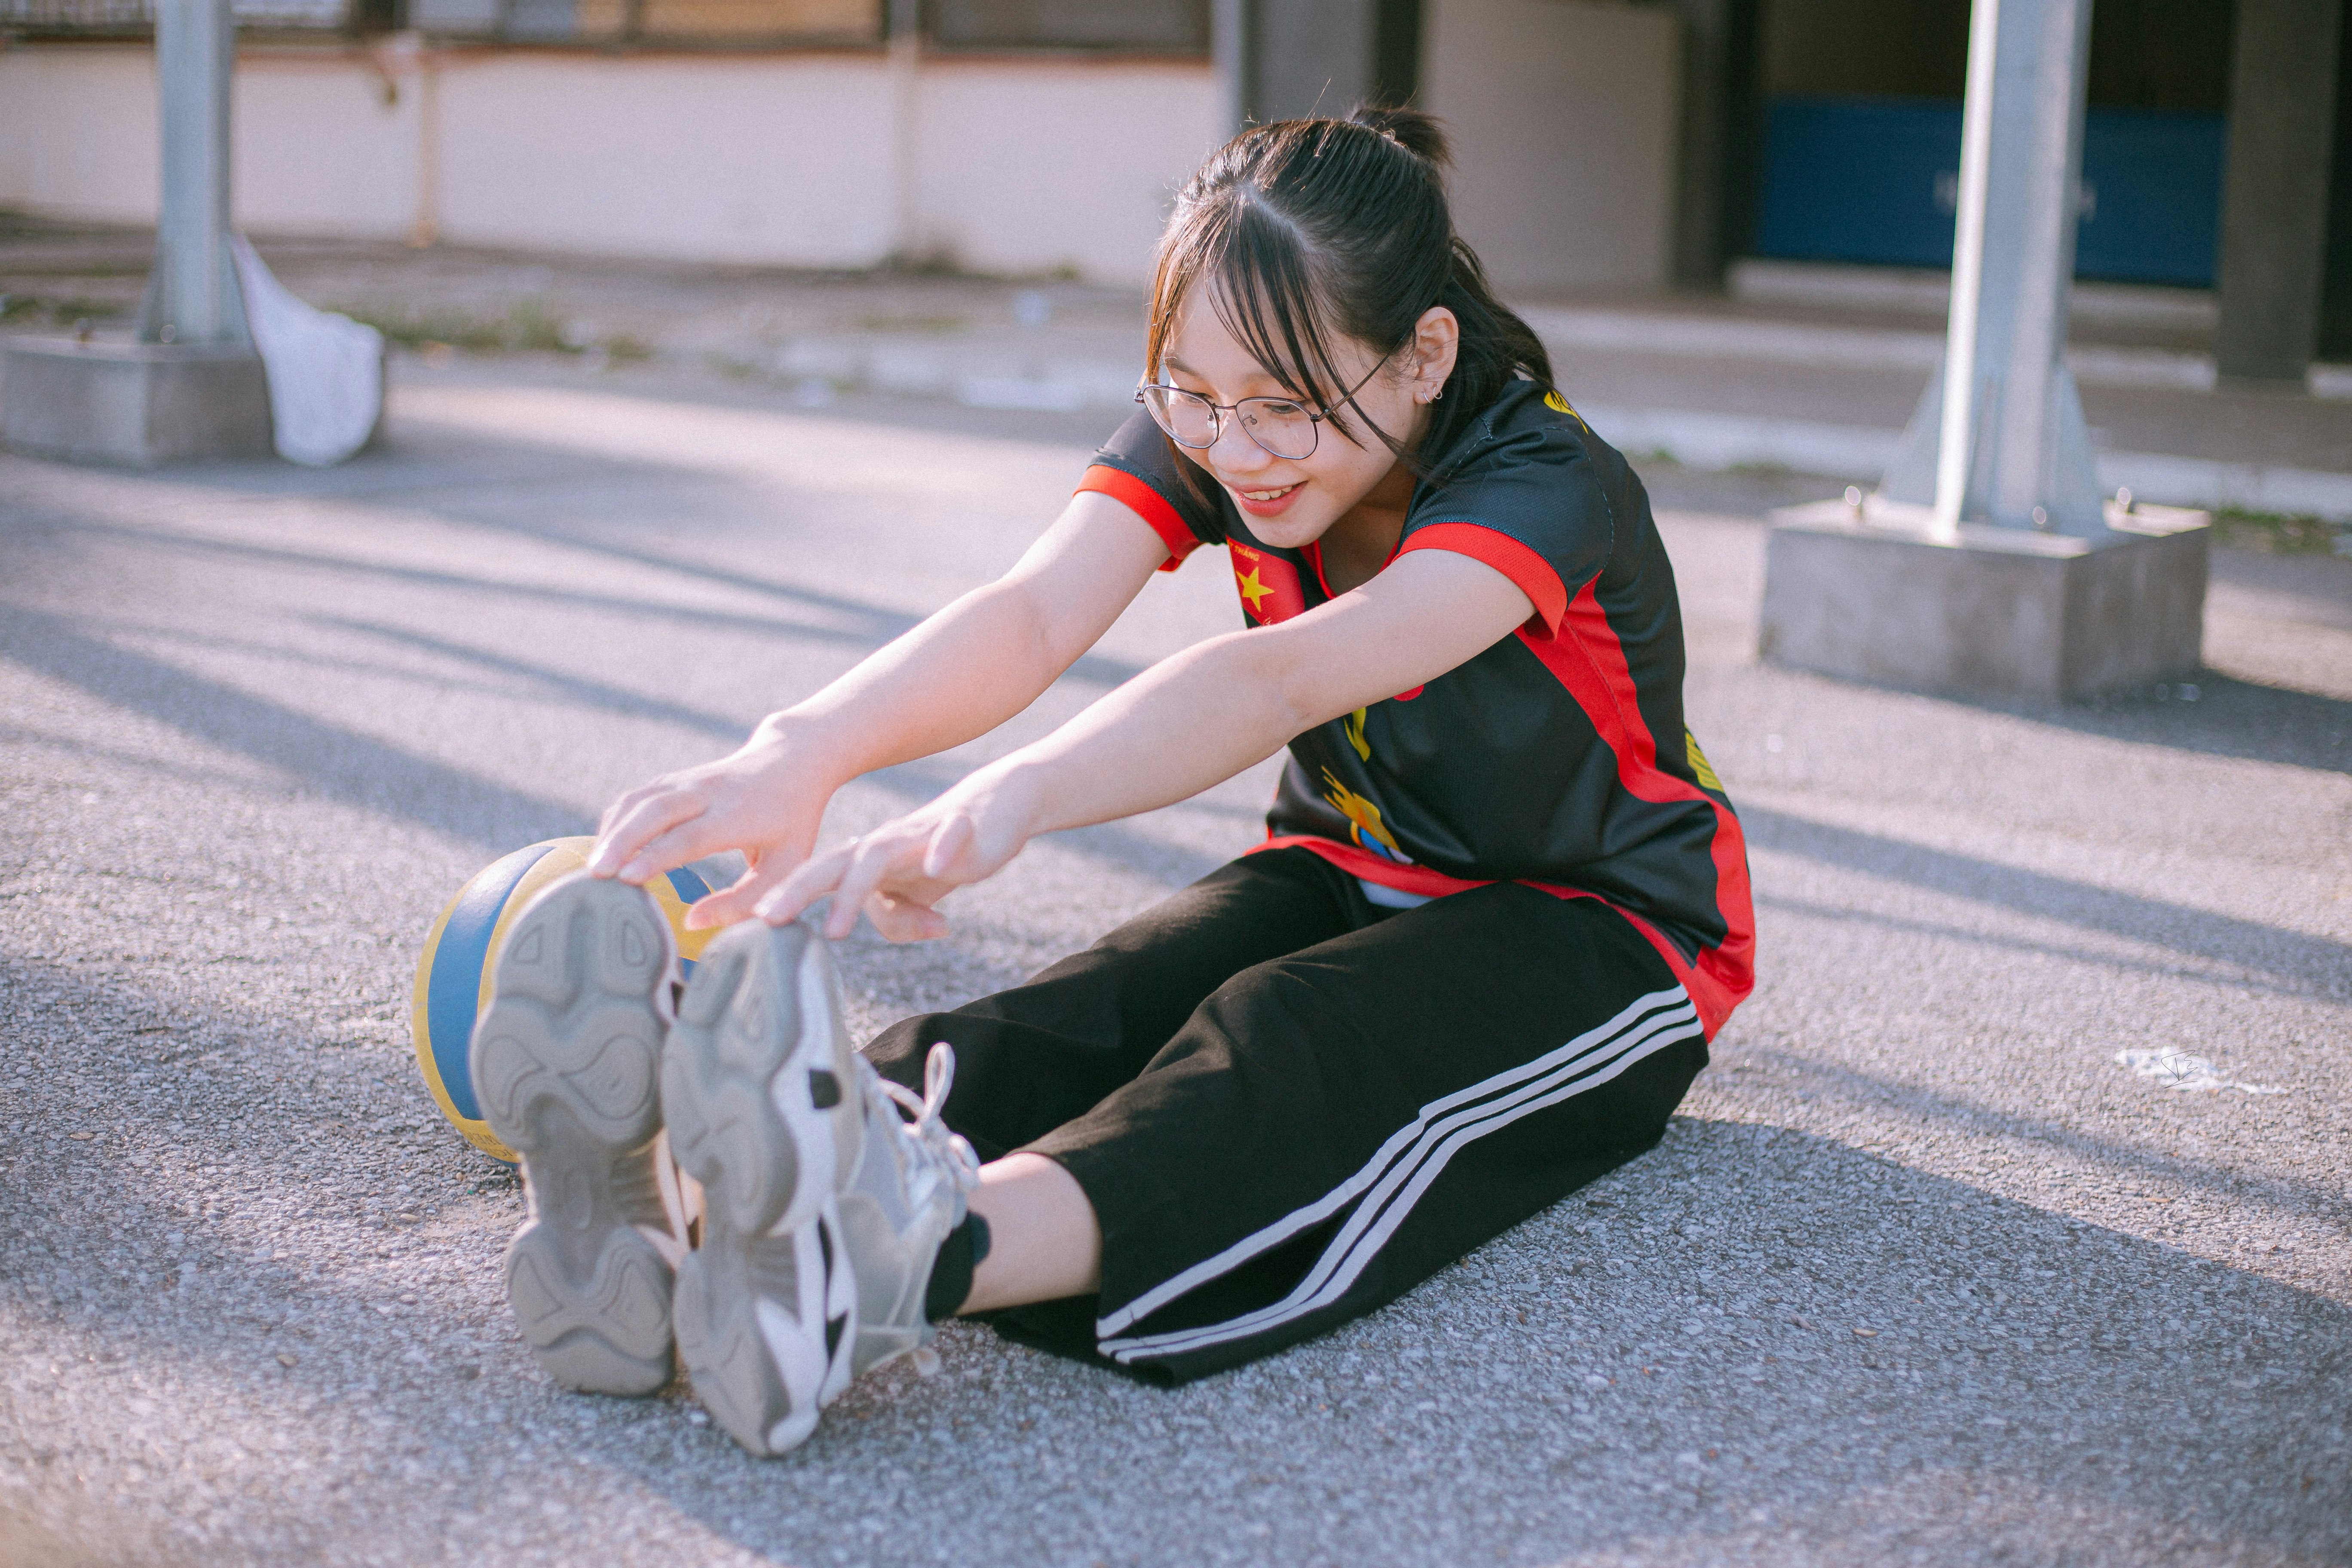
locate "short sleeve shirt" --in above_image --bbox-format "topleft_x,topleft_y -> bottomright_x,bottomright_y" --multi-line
1076,381 -> 1754,1034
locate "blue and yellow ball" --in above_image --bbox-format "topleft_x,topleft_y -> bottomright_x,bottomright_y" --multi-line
410,836 -> 747,1162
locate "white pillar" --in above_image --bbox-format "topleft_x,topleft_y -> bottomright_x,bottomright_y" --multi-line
1880,0 -> 2107,538
137,0 -> 249,347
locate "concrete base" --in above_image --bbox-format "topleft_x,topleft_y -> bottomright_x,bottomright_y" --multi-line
1758,498 -> 2211,701
1,336 -> 274,466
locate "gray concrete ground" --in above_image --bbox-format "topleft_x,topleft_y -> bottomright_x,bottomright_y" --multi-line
1,332 -> 2349,1564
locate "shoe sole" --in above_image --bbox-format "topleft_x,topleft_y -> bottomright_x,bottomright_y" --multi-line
664,917 -> 861,1457
472,870 -> 678,1398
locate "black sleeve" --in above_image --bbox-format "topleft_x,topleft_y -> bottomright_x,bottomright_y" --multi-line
1396,390 -> 1616,638
1085,409 -> 1231,553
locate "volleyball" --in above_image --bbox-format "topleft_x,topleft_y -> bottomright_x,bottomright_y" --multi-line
410,836 -> 748,1161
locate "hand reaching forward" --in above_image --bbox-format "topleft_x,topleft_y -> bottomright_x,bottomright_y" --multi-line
754,766 -> 1038,943
586,733 -> 833,929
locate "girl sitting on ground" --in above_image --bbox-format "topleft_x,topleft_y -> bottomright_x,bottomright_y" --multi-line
472,106 -> 1753,1456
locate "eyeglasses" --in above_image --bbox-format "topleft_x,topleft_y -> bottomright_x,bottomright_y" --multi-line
1135,355 -> 1390,462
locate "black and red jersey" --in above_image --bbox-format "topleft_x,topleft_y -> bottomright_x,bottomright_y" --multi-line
1075,380 -> 1754,1037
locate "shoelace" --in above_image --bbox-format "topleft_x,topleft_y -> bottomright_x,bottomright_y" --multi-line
879,1041 -> 982,1194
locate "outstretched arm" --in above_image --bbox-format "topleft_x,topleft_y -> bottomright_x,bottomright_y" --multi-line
764,548 -> 1537,940
588,490 -> 1173,925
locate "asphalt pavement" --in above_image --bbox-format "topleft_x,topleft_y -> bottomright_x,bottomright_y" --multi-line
0,355 -> 2347,1567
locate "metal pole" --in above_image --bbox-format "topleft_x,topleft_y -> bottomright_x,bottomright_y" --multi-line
1213,0 -> 1250,135
1933,0 -> 2000,537
887,0 -> 920,265
401,32 -> 442,249
139,0 -> 247,346
1985,0 -> 2093,526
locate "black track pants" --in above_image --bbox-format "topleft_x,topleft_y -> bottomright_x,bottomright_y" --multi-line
864,846 -> 1709,1384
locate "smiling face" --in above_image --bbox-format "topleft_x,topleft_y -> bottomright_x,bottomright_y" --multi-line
1158,288 -> 1454,552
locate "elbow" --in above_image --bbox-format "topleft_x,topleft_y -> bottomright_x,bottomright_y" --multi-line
1207,629 -> 1330,739
1272,671 -> 1330,741
980,577 -> 1076,683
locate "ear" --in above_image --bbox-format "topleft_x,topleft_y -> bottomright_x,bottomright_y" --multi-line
1410,306 -> 1461,403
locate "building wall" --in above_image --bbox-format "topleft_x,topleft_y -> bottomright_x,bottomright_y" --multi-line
0,46 -> 165,225
910,56 -> 1222,277
240,47 -> 429,238
428,52 -> 903,264
1421,0 -> 1684,293
0,42 -> 1219,283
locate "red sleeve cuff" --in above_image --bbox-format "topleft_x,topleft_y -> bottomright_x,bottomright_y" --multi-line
1396,522 -> 1569,637
1077,465 -> 1200,573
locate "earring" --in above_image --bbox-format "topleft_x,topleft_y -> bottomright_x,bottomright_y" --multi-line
1430,385 -> 1444,403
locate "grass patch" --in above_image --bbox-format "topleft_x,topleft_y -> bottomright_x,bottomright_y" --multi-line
2209,508 -> 2352,556
601,332 -> 654,364
853,312 -> 968,334
0,293 -> 130,324
334,297 -> 579,355
333,298 -> 661,364
5,259 -> 150,279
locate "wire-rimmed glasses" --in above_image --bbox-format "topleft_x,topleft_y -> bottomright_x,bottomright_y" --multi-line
1135,356 -> 1390,462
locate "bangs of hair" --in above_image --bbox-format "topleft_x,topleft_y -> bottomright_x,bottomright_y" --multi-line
1149,188 -> 1372,444
1143,111 -> 1556,487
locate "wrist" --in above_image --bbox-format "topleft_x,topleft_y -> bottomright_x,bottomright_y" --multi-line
956,753 -> 1054,843
745,710 -> 858,791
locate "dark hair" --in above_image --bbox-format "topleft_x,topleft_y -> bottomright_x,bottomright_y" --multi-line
1143,107 -> 1555,481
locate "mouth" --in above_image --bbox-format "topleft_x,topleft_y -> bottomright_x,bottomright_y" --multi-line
1228,481 -> 1304,517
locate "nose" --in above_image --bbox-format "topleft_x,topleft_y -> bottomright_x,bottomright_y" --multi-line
1209,410 -> 1273,474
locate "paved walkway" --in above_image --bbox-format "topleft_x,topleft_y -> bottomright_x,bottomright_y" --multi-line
5,221 -> 2349,517
0,355 -> 2345,1566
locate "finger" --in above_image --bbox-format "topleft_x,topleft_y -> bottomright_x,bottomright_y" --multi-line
824,835 -> 903,941
595,778 -> 689,848
597,778 -> 655,833
921,813 -> 975,881
595,789 -> 634,839
615,816 -> 737,887
684,855 -> 796,930
590,791 -> 706,879
865,893 -> 949,944
596,779 -> 668,839
756,843 -> 854,927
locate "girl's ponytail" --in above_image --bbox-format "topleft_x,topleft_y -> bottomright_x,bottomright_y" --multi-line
1347,104 -> 1451,167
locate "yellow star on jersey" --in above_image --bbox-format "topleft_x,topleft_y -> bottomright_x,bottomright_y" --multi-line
1235,565 -> 1272,613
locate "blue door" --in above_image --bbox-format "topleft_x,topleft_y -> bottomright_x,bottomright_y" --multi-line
1754,96 -> 2228,287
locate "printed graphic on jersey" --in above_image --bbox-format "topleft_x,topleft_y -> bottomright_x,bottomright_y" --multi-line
1230,542 -> 1306,625
1344,708 -> 1371,762
1320,768 -> 1411,863
1543,389 -> 1589,432
1685,730 -> 1724,793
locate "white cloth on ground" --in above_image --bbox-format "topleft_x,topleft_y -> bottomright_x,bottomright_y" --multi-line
230,236 -> 383,467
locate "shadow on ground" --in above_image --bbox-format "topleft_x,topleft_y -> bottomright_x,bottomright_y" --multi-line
1740,808 -> 2350,1001
3,956 -> 2346,1566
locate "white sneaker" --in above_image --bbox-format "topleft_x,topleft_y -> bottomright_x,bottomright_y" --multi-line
662,916 -> 866,1457
837,1042 -> 982,1378
470,871 -> 690,1397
